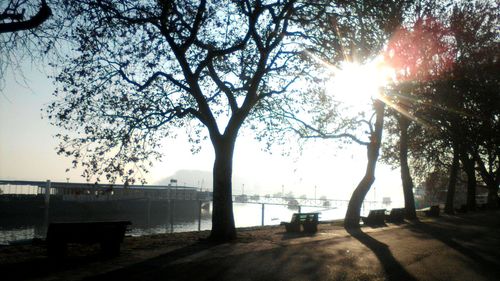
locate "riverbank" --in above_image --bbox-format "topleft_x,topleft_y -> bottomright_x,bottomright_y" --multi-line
1,210 -> 500,281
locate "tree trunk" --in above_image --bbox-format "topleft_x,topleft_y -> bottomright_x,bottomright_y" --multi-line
444,142 -> 460,214
208,135 -> 237,241
460,149 -> 476,211
398,115 -> 417,220
475,154 -> 500,209
344,100 -> 385,229
487,187 -> 499,209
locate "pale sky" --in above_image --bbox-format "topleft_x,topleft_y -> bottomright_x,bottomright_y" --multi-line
0,63 -> 405,205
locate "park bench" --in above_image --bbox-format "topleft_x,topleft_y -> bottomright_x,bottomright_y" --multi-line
424,205 -> 440,217
386,208 -> 405,223
361,209 -> 386,226
46,220 -> 131,257
281,212 -> 319,233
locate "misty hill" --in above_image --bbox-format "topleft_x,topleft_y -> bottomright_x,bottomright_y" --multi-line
156,169 -> 260,195
156,169 -> 212,189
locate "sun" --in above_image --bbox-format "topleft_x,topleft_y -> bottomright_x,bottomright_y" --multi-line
326,56 -> 396,107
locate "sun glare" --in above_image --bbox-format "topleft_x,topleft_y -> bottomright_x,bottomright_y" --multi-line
327,56 -> 396,107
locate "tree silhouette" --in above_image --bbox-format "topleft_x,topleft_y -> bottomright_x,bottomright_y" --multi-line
263,0 -> 411,228
449,1 -> 499,208
383,0 -> 499,211
382,1 -> 456,217
47,0 -> 309,241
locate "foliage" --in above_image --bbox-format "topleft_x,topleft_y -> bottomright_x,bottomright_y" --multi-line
421,170 -> 448,204
259,0 -> 412,149
47,0 -> 309,184
381,0 -> 499,192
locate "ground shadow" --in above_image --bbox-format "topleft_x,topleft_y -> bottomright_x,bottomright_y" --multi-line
0,240 -> 218,281
1,244 -> 113,281
346,227 -> 418,281
87,235 -> 374,281
280,231 -> 317,240
406,215 -> 500,279
84,240 -> 220,280
360,223 -> 388,228
84,238 -> 332,281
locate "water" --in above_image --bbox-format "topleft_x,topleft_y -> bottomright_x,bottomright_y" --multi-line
0,200 -> 391,245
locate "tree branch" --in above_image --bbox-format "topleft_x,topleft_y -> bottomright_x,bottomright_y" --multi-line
280,111 -> 369,146
207,62 -> 238,112
118,69 -> 190,92
0,0 -> 51,33
180,0 -> 206,51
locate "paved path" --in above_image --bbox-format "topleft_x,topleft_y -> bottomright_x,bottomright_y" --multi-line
84,211 -> 500,281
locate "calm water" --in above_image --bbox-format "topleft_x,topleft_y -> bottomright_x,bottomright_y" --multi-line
0,202 -> 391,245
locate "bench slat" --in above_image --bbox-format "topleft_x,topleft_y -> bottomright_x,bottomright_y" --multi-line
361,209 -> 386,226
282,213 -> 319,233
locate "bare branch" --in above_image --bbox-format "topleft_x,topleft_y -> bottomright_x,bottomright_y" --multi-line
0,0 -> 52,33
118,69 -> 190,92
207,62 -> 238,112
180,0 -> 206,51
278,110 -> 369,146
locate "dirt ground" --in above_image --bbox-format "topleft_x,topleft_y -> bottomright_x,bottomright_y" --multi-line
1,210 -> 500,281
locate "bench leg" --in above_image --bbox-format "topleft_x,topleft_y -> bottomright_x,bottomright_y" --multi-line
285,223 -> 301,233
100,241 -> 121,257
47,241 -> 67,258
303,223 -> 317,233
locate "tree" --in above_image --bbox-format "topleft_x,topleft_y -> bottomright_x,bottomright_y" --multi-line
382,0 -> 499,214
396,113 -> 417,219
344,100 -> 385,228
306,1 -> 412,228
408,1 -> 499,211
382,3 -> 457,217
47,0 -> 306,241
448,1 -> 500,208
263,0 -> 411,228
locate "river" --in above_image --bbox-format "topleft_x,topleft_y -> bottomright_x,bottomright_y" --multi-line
0,199 -> 392,245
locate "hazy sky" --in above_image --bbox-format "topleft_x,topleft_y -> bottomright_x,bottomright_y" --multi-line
0,63 -> 404,204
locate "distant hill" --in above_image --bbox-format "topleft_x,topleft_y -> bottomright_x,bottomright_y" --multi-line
156,169 -> 260,195
156,169 -> 212,190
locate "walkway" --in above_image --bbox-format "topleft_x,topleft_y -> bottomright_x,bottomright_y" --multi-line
2,210 -> 500,281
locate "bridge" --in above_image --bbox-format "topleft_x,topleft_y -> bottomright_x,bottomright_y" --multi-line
0,179 -> 382,210
0,179 -> 202,202
232,194 -> 381,211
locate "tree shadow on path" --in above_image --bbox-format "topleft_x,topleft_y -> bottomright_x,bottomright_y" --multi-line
406,217 -> 500,279
346,227 -> 417,281
84,240 -> 220,281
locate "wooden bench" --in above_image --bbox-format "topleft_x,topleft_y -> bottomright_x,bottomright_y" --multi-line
424,205 -> 440,217
46,221 -> 131,257
361,209 -> 386,226
386,208 -> 405,223
281,213 -> 319,233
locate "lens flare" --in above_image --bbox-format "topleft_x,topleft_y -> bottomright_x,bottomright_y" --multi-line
326,56 -> 396,107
